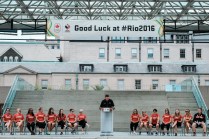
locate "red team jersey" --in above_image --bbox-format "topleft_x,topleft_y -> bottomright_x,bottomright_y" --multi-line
35,112 -> 45,122
57,114 -> 66,121
162,114 -> 172,124
141,114 -> 149,123
2,113 -> 12,122
77,114 -> 87,121
68,113 -> 76,123
151,113 -> 160,124
173,114 -> 182,122
130,114 -> 140,123
184,114 -> 192,122
13,113 -> 24,122
47,114 -> 57,122
26,114 -> 35,123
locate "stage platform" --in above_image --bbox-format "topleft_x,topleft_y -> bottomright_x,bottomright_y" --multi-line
0,132 -> 207,139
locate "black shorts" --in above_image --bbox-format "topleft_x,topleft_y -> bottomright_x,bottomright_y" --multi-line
177,122 -> 182,128
151,123 -> 159,128
36,122 -> 46,128
196,123 -> 203,128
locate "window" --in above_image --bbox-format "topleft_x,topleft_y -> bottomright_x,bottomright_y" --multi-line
79,64 -> 94,72
196,49 -> 201,58
163,49 -> 169,58
57,46 -> 60,49
115,48 -> 121,58
135,80 -> 141,90
170,80 -> 176,85
181,65 -> 196,72
83,79 -> 89,90
100,79 -> 107,88
99,48 -> 105,58
65,79 -> 71,90
180,49 -> 185,58
205,80 -> 209,86
41,80 -> 48,89
143,37 -> 157,43
176,35 -> 189,44
9,56 -> 13,62
14,56 -> 18,62
51,46 -> 54,49
117,79 -> 124,90
152,80 -> 158,90
147,48 -> 153,59
148,65 -> 162,72
3,56 -> 8,62
131,48 -> 137,58
114,65 -> 128,72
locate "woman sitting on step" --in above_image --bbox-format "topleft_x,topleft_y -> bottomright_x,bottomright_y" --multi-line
130,109 -> 140,135
57,109 -> 66,135
35,107 -> 46,135
46,107 -> 57,135
139,111 -> 149,135
161,108 -> 172,136
172,109 -> 183,136
26,108 -> 35,135
67,109 -> 78,134
183,109 -> 193,135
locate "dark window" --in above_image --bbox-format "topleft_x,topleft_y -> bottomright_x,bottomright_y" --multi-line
180,49 -> 185,58
181,65 -> 196,73
196,49 -> 201,58
114,65 -> 128,72
79,64 -> 94,72
176,35 -> 189,44
143,37 -> 157,43
148,65 -> 162,72
135,80 -> 141,89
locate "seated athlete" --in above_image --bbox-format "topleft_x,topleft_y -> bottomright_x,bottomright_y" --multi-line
77,109 -> 88,134
67,109 -> 78,134
46,107 -> 57,135
2,108 -> 13,135
130,109 -> 140,135
13,108 -> 24,135
161,108 -> 172,136
139,111 -> 149,135
57,109 -> 66,135
172,109 -> 183,136
26,108 -> 35,135
183,109 -> 193,135
149,109 -> 160,135
35,107 -> 46,135
192,108 -> 206,136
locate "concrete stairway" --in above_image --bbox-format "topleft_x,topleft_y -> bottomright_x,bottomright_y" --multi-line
9,90 -> 198,132
166,92 -> 198,115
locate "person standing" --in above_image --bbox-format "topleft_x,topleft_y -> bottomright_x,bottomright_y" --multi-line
26,108 -> 35,135
192,108 -> 206,136
13,108 -> 24,135
2,108 -> 13,135
99,94 -> 115,110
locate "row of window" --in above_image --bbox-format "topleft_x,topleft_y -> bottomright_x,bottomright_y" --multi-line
1,56 -> 20,62
80,64 -> 196,73
46,45 -> 60,49
99,48 -> 202,59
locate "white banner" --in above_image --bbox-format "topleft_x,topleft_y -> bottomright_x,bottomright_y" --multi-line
47,20 -> 163,40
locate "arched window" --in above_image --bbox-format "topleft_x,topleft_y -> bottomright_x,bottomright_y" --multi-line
3,56 -> 8,62
9,56 -> 13,62
14,56 -> 19,62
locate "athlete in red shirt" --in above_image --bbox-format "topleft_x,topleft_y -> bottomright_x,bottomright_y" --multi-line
77,109 -> 88,134
26,108 -> 35,135
67,109 -> 77,134
46,107 -> 57,135
130,109 -> 140,134
2,108 -> 13,135
161,108 -> 172,136
139,111 -> 149,135
35,107 -> 46,135
149,109 -> 160,135
13,108 -> 24,134
172,109 -> 183,136
183,109 -> 192,135
57,109 -> 66,135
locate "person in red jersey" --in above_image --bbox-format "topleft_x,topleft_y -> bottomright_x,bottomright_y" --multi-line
130,109 -> 140,135
46,107 -> 57,135
172,109 -> 183,136
2,108 -> 13,135
67,109 -> 77,134
26,108 -> 35,135
57,109 -> 66,135
13,108 -> 24,134
149,109 -> 160,135
77,109 -> 88,134
139,111 -> 149,135
35,107 -> 46,135
183,109 -> 193,135
161,108 -> 172,136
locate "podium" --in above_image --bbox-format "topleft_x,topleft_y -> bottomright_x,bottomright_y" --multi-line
100,108 -> 113,136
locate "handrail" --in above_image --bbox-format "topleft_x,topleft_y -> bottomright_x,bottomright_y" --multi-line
191,76 -> 208,119
2,75 -> 19,114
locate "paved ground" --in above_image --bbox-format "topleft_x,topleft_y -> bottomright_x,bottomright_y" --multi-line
0,132 -> 208,139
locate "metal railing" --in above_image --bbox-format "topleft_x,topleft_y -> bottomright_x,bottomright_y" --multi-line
2,75 -> 19,114
191,76 -> 208,119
